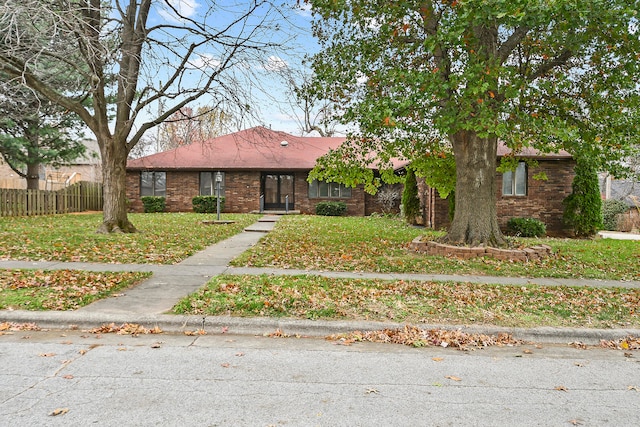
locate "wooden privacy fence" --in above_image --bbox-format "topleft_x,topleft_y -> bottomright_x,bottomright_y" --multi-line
0,181 -> 103,217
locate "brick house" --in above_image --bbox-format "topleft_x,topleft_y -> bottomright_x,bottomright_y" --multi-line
419,146 -> 575,236
126,126 -> 575,235
126,126 -> 402,216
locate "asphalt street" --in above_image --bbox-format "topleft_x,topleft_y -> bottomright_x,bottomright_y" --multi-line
1,330 -> 639,426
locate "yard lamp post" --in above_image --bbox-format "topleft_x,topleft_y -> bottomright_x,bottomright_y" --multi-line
215,172 -> 222,221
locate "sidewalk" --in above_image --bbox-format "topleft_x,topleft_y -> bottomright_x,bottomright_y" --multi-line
2,216 -> 640,344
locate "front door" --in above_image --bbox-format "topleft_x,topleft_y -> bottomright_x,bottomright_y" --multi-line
262,173 -> 295,210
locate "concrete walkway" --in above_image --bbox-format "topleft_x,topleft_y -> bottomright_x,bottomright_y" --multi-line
2,215 -> 640,344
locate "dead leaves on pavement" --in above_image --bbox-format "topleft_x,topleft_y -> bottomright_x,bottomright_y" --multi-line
0,321 -> 41,335
89,323 -> 162,336
327,325 -> 523,350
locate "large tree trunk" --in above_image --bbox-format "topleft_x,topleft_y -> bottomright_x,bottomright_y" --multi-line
96,136 -> 137,234
443,130 -> 505,247
26,162 -> 40,190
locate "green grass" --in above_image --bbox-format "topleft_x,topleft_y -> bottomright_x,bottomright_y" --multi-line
0,213 -> 257,264
0,269 -> 151,311
231,215 -> 640,280
3,213 -> 639,324
172,274 -> 640,329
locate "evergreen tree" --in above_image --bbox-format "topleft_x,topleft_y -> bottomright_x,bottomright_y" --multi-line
563,160 -> 603,237
0,81 -> 85,189
402,167 -> 420,225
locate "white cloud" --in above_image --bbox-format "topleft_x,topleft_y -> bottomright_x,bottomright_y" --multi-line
158,0 -> 199,23
295,3 -> 312,18
264,56 -> 289,72
186,53 -> 221,70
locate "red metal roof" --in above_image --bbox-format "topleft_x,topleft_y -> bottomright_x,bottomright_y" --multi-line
127,127 -> 347,171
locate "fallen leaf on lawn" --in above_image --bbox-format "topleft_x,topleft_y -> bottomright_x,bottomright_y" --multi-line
39,353 -> 56,357
554,385 -> 568,392
49,408 -> 69,416
445,375 -> 462,382
432,357 -> 444,362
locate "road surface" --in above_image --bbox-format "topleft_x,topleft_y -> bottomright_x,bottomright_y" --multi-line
1,329 -> 638,426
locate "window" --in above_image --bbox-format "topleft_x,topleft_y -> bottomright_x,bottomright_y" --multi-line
502,162 -> 527,196
141,171 -> 166,196
308,180 -> 352,198
200,172 -> 225,196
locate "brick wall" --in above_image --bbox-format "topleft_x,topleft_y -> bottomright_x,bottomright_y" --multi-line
422,158 -> 576,236
365,183 -> 403,216
127,170 -> 373,215
296,173 -> 368,215
226,171 -> 261,212
497,159 -> 575,235
126,171 -> 200,212
126,172 -> 143,212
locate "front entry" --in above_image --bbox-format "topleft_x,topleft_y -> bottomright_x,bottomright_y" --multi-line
261,173 -> 295,210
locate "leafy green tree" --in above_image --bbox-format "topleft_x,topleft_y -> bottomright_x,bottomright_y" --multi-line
401,167 -> 420,225
308,0 -> 640,246
563,159 -> 603,237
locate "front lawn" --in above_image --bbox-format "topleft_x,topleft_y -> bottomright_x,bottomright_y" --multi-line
172,274 -> 640,329
0,213 -> 257,264
231,216 -> 640,281
0,269 -> 151,310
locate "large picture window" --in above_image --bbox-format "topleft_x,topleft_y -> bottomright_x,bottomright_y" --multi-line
308,180 -> 352,198
200,172 -> 225,196
502,162 -> 527,196
140,171 -> 166,196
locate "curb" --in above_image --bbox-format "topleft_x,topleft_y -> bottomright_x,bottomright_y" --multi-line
2,310 -> 639,346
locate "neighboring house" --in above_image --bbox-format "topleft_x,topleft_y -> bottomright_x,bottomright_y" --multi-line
0,138 -> 102,190
600,175 -> 640,231
419,145 -> 576,236
126,126 -> 402,216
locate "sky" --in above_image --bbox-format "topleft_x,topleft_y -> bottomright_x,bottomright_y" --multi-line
132,0 -> 331,141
